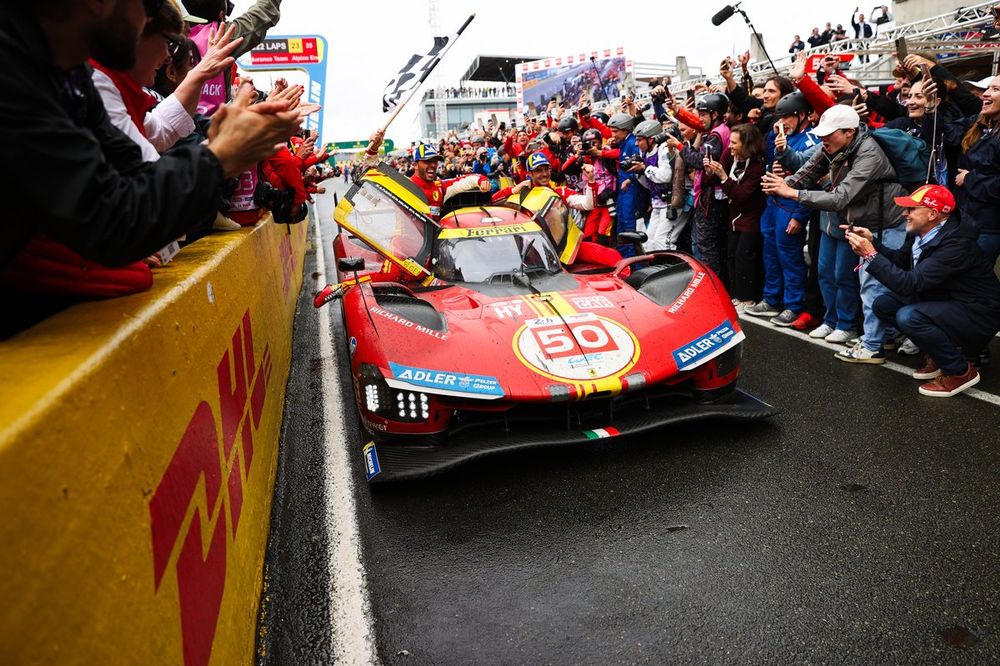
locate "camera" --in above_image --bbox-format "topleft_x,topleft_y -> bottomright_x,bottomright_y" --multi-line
581,139 -> 595,152
578,105 -> 591,116
254,180 -> 307,225
622,155 -> 645,170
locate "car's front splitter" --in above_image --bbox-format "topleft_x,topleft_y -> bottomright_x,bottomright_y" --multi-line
362,389 -> 778,483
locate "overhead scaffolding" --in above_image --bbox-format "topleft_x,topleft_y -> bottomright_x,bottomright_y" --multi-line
670,0 -> 999,93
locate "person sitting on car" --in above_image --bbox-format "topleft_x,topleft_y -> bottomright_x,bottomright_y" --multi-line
493,152 -> 624,271
362,132 -> 489,219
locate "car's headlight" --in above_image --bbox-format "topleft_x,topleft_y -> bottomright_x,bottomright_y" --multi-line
359,363 -> 430,422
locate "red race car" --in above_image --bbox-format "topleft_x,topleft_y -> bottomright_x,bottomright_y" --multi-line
316,165 -> 776,482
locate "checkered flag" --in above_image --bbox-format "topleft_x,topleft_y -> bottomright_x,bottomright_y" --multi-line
382,36 -> 451,112
381,15 -> 474,113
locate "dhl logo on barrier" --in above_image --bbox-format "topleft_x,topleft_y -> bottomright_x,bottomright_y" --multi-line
148,309 -> 272,666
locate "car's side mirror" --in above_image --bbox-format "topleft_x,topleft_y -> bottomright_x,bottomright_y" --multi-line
338,257 -> 365,272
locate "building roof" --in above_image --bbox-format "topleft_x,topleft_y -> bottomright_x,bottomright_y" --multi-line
461,55 -> 546,82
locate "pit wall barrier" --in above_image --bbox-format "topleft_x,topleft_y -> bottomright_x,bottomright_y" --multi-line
0,215 -> 309,666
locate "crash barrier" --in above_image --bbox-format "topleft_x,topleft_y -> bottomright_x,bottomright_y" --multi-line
0,215 -> 308,666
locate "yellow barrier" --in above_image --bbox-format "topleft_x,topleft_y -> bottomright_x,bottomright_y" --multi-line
0,215 -> 308,666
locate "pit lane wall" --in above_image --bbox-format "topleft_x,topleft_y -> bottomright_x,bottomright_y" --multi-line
0,216 -> 308,666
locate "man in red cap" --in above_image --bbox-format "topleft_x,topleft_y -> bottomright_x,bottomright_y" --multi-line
844,185 -> 1000,397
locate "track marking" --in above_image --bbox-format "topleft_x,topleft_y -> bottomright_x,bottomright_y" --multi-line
313,212 -> 380,663
739,314 -> 1000,408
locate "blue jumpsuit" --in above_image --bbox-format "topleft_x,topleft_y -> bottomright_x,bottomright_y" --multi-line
760,128 -> 818,312
615,133 -> 649,258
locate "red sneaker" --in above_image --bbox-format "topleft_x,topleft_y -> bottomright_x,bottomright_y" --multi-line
790,311 -> 816,332
918,363 -> 980,397
912,355 -> 941,380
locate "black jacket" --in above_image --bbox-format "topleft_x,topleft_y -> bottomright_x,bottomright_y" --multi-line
868,219 -> 1000,344
0,5 -> 224,270
943,115 -> 1000,235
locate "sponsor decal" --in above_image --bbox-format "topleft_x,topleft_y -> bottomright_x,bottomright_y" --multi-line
437,222 -> 542,239
672,322 -> 738,370
583,426 -> 620,440
572,295 -> 615,311
349,336 -> 358,356
370,305 -> 448,340
491,299 -> 525,320
514,313 -> 639,381
363,442 -> 381,480
667,271 -> 707,314
149,310 -> 272,666
389,362 -> 505,397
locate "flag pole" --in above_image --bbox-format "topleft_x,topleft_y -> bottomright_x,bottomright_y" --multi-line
378,14 -> 476,134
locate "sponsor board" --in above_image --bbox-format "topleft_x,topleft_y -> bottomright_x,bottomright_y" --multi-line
363,442 -> 381,481
672,322 -> 741,371
388,362 -> 505,397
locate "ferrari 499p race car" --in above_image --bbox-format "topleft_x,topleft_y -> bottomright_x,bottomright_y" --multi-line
315,165 -> 776,482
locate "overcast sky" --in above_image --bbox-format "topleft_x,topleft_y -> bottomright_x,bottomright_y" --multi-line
230,0 -> 872,145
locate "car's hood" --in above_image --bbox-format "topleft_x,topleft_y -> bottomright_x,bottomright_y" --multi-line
344,267 -> 743,402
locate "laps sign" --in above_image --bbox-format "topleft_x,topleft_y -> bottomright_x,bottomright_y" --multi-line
249,37 -> 322,65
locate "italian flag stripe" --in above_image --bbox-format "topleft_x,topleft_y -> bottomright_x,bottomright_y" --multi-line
584,427 -> 620,440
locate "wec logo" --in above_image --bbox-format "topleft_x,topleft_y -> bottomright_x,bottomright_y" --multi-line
149,310 -> 272,666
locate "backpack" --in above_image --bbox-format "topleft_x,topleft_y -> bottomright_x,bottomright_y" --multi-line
868,128 -> 931,189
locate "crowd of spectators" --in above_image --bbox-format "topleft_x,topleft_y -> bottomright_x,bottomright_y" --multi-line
0,0 -> 335,337
424,84 -> 518,100
790,6 -> 894,60
394,24 -> 1000,398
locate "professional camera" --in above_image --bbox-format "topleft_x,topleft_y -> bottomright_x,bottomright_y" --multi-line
254,180 -> 307,225
622,154 -> 646,170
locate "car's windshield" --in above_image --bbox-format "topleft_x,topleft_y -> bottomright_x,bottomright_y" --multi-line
433,231 -> 561,283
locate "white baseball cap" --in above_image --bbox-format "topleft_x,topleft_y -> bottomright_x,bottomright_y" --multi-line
181,2 -> 209,23
812,104 -> 861,137
964,76 -> 995,90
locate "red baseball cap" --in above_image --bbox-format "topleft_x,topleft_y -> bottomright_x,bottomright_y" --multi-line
894,184 -> 955,214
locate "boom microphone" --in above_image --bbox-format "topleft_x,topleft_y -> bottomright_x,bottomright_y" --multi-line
711,3 -> 739,26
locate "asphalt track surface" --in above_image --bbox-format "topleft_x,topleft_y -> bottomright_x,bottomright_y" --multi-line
256,182 -> 1000,665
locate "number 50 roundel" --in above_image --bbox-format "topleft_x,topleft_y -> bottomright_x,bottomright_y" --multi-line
513,313 -> 639,381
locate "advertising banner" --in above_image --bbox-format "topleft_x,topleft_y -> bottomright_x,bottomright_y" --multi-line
516,48 -> 632,115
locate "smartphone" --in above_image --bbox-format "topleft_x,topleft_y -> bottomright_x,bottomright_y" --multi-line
920,63 -> 932,82
775,122 -> 786,139
490,113 -> 498,126
895,37 -> 908,62
686,89 -> 696,102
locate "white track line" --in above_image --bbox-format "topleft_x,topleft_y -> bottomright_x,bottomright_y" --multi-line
314,212 -> 380,664
739,314 -> 1000,408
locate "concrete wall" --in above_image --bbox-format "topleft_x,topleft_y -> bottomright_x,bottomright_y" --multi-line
0,217 -> 308,666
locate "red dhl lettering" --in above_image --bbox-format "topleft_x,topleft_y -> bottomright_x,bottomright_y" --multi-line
149,309 -> 272,666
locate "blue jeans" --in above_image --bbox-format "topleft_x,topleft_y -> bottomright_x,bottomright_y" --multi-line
977,232 -> 1000,271
817,231 -> 861,330
873,295 -> 969,375
859,225 -> 906,351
